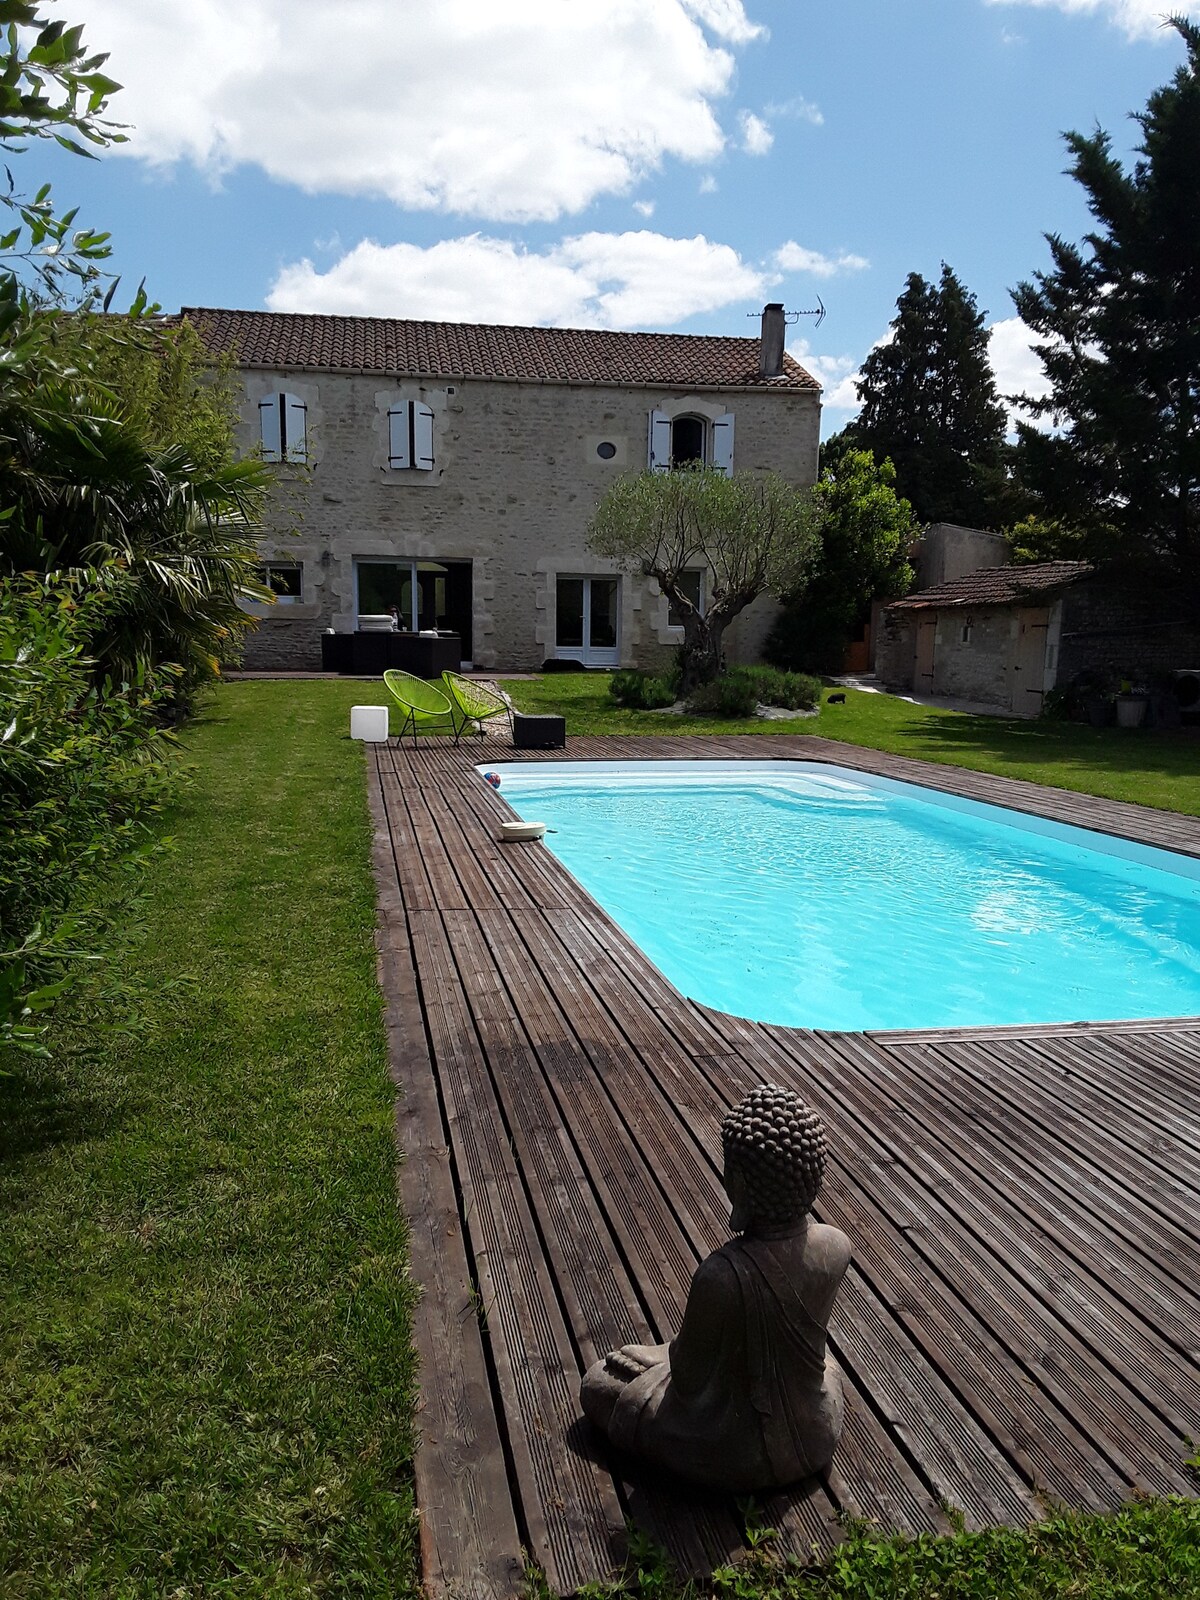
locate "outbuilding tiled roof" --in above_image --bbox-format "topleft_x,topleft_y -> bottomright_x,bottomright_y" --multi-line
180,307 -> 820,391
889,560 -> 1093,610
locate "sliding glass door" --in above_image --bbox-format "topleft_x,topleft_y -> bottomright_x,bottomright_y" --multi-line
354,558 -> 473,659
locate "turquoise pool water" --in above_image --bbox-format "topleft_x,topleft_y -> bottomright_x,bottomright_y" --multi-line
484,760 -> 1200,1032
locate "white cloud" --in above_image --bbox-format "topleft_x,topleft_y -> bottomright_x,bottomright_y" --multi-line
699,173 -> 720,193
788,341 -> 862,411
774,240 -> 870,278
984,0 -> 1182,41
988,316 -> 1054,427
73,0 -> 766,222
633,199 -> 657,217
680,0 -> 767,42
765,95 -> 824,127
739,110 -> 774,154
268,230 -> 774,329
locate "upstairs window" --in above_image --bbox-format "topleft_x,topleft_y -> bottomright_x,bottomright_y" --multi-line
671,415 -> 706,466
388,401 -> 435,470
648,409 -> 735,476
259,392 -> 308,464
667,569 -> 704,627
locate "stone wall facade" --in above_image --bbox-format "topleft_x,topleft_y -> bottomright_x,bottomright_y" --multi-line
1058,582 -> 1200,684
911,523 -> 1008,589
875,603 -> 1044,708
238,367 -> 820,672
873,607 -> 917,691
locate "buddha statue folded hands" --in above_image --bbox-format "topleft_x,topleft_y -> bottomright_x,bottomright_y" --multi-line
580,1084 -> 851,1493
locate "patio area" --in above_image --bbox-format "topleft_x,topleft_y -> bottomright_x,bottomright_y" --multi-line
368,734 -> 1200,1599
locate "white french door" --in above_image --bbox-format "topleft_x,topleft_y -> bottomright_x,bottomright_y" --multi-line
555,575 -> 620,667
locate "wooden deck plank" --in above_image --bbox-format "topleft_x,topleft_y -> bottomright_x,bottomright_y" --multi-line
368,763 -> 525,1600
368,735 -> 1200,1596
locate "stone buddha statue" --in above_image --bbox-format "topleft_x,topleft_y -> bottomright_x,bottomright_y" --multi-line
580,1084 -> 850,1492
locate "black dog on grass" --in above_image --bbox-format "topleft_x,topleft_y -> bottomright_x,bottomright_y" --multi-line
827,692 -> 846,705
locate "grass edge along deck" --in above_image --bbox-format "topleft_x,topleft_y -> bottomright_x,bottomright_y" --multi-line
366,734 -> 1200,1600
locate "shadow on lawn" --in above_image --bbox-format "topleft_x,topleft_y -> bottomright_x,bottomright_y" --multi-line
882,709 -> 1200,782
0,1055 -> 119,1186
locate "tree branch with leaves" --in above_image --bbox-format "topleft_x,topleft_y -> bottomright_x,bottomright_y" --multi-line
0,0 -> 125,300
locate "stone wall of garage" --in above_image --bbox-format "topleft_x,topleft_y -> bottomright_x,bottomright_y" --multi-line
875,607 -> 918,689
1058,581 -> 1200,685
236,367 -> 820,673
930,606 -> 1017,704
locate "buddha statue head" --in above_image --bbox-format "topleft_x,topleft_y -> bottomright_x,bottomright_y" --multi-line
721,1084 -> 828,1235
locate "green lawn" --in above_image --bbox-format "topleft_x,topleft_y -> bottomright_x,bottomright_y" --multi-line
0,680 -> 419,1598
502,673 -> 1200,816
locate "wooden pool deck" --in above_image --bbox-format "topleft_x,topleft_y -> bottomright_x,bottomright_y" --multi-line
366,735 -> 1200,1599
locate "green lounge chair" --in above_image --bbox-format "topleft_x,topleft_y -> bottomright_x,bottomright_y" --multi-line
382,669 -> 456,748
441,670 -> 514,744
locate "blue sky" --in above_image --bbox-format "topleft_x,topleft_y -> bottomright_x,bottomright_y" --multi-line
38,0 -> 1194,434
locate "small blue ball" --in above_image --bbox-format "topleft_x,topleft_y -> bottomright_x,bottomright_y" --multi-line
484,770 -> 502,789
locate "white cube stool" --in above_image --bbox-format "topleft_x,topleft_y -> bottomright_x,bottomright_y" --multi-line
350,704 -> 390,742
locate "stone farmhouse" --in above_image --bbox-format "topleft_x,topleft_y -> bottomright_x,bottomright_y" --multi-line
184,305 -> 821,674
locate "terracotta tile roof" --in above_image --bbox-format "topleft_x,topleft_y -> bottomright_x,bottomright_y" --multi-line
179,307 -> 819,391
889,560 -> 1093,610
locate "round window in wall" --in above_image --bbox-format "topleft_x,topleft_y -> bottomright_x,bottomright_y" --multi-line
596,441 -> 617,460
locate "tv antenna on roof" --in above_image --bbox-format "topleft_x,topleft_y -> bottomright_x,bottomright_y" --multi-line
750,297 -> 826,330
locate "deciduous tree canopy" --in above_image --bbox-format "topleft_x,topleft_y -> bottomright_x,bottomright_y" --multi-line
587,467 -> 819,691
766,449 -> 916,673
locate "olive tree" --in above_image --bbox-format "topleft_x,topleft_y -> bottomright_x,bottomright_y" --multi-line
587,467 -> 820,692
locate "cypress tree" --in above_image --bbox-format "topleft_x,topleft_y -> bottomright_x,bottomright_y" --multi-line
1011,18 -> 1200,618
851,264 -> 1007,527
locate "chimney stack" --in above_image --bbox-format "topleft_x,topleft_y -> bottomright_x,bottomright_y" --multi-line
758,302 -> 785,378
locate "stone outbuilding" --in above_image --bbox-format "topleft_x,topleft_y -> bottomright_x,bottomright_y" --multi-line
876,561 -> 1200,717
184,304 -> 821,673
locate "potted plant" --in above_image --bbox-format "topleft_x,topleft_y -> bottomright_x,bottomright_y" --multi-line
1115,676 -> 1149,728
1073,670 -> 1115,728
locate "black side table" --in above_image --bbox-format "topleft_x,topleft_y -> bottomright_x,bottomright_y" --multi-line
512,712 -> 566,750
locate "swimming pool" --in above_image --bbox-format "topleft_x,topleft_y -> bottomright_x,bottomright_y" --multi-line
483,760 -> 1200,1032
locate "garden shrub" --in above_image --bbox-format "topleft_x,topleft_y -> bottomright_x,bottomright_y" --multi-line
609,669 -> 679,710
732,664 -> 821,710
609,669 -> 646,707
684,665 -> 820,718
686,674 -> 760,718
0,574 -> 178,1055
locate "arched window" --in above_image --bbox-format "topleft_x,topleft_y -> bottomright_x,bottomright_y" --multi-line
670,414 -> 707,467
648,408 -> 735,475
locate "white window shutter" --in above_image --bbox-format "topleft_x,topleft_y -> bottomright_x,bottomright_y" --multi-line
388,403 -> 412,469
712,411 -> 735,477
283,393 -> 308,463
412,402 -> 435,470
648,408 -> 672,472
259,395 -> 282,462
